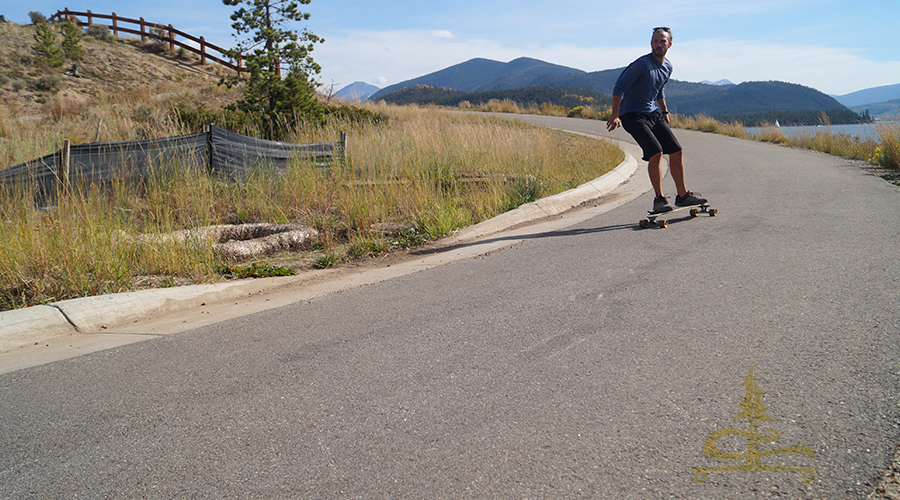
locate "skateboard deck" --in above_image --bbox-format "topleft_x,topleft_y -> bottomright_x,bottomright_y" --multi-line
640,203 -> 717,228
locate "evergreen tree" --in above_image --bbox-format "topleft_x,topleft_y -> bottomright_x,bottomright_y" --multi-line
221,0 -> 324,135
32,23 -> 64,67
61,20 -> 85,61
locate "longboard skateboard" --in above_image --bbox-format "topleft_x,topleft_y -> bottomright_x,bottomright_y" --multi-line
640,203 -> 717,228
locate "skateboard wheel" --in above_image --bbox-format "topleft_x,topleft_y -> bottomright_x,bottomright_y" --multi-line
709,208 -> 718,217
690,208 -> 699,217
658,220 -> 669,228
640,219 -> 649,228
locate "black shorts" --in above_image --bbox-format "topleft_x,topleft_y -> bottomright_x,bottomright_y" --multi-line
620,110 -> 683,161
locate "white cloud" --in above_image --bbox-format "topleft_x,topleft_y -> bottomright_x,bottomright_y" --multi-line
674,39 -> 900,95
430,30 -> 455,39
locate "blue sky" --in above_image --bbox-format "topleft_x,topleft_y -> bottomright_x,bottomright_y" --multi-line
8,0 -> 898,96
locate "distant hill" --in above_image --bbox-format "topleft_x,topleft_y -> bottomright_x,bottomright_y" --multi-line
834,83 -> 900,107
370,57 -> 861,124
851,99 -> 900,121
369,57 -> 585,100
335,82 -> 380,102
700,79 -> 735,87
667,80 -> 849,116
534,71 -> 849,116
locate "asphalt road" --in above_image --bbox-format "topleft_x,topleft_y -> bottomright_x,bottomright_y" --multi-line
2,116 -> 899,499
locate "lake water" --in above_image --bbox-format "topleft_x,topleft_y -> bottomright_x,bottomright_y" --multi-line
745,122 -> 899,142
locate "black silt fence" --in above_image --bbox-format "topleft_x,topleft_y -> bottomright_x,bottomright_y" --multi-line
0,125 -> 345,205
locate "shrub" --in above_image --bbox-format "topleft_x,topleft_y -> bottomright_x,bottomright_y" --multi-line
35,73 -> 61,92
28,11 -> 47,25
86,24 -> 113,42
567,106 -> 585,118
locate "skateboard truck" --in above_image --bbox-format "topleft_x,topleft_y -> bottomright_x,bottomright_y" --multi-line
640,203 -> 717,228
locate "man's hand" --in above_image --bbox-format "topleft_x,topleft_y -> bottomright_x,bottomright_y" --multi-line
606,116 -> 621,132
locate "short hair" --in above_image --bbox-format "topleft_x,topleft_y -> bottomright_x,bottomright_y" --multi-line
653,27 -> 672,42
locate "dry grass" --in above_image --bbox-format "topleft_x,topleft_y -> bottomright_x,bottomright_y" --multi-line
669,113 -> 747,139
669,112 -> 899,170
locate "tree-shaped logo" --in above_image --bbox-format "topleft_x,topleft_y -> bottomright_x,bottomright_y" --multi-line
689,364 -> 818,483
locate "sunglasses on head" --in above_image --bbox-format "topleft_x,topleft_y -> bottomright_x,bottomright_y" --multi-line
653,27 -> 671,33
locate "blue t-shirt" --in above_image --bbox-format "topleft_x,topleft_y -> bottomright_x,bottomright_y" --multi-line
613,53 -> 673,115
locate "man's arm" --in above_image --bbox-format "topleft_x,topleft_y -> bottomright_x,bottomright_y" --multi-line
606,95 -> 623,132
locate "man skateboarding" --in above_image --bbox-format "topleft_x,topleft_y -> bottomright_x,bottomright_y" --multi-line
606,27 -> 707,213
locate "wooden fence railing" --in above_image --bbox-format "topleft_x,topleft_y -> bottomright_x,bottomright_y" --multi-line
48,8 -> 247,75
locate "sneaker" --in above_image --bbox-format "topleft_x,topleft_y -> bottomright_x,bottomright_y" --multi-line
675,191 -> 708,207
652,195 -> 673,213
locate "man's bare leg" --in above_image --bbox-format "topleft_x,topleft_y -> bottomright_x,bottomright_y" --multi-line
648,152 -> 665,198
669,150 -> 688,197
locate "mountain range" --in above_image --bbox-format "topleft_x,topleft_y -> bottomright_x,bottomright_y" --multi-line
340,57 -> 899,120
334,81 -> 380,102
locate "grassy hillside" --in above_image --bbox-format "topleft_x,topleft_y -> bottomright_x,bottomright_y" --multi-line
0,20 -> 240,167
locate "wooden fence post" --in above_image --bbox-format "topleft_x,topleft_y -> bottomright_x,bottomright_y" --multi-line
112,12 -> 118,38
168,25 -> 175,52
200,36 -> 207,65
140,17 -> 146,43
87,10 -> 93,26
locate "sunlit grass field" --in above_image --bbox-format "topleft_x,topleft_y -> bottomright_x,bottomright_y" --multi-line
0,103 -> 623,311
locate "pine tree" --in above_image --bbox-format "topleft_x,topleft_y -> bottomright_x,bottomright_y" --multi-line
61,20 -> 85,61
32,22 -> 64,67
221,0 -> 325,136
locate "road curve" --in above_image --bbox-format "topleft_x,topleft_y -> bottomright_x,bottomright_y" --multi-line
1,115 -> 899,499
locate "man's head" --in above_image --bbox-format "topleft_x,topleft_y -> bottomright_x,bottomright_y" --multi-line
653,27 -> 672,42
651,27 -> 672,61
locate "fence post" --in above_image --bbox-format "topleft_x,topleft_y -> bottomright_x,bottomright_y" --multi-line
207,123 -> 215,174
200,36 -> 207,65
168,25 -> 175,52
64,8 -> 71,21
140,18 -> 146,43
94,117 -> 103,142
87,10 -> 92,26
340,132 -> 348,163
112,13 -> 118,38
59,139 -> 71,198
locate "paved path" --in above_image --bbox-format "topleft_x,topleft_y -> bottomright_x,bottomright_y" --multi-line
2,116 -> 899,498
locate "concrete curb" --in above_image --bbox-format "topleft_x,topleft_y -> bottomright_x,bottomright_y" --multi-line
447,137 -> 637,243
0,306 -> 75,350
0,135 -> 637,351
